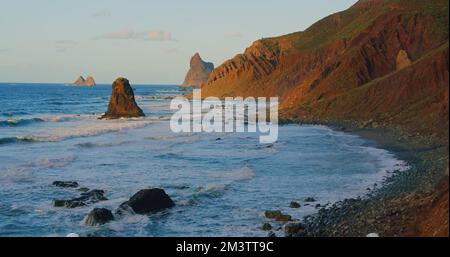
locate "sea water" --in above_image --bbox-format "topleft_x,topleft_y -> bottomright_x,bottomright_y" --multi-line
0,83 -> 408,236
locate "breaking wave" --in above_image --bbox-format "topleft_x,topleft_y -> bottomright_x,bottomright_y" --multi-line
210,166 -> 256,182
0,118 -> 44,127
2,120 -> 152,144
40,114 -> 97,122
0,136 -> 35,145
75,140 -> 134,148
0,155 -> 76,182
0,111 -> 30,117
0,114 -> 97,128
194,184 -> 229,198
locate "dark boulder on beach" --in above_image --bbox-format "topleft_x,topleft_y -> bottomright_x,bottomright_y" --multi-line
261,223 -> 272,231
78,187 -> 90,193
52,181 -> 79,188
117,188 -> 175,215
264,210 -> 292,222
275,214 -> 292,222
267,231 -> 276,237
81,190 -> 108,201
84,208 -> 114,226
100,77 -> 145,119
284,222 -> 305,237
53,189 -> 108,208
304,197 -> 316,202
289,201 -> 301,208
265,210 -> 282,219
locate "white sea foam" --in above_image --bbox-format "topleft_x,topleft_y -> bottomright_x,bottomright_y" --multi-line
135,95 -> 176,101
0,167 -> 33,182
31,155 -> 77,169
210,166 -> 256,182
31,120 -> 152,142
146,132 -> 196,141
360,146 -> 410,177
195,184 -> 228,198
0,155 -> 76,182
40,114 -> 97,122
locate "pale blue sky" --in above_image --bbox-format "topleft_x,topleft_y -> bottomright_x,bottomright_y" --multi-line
0,0 -> 357,84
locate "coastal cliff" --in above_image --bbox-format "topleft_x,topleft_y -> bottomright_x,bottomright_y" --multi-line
182,53 -> 214,88
202,0 -> 448,137
200,0 -> 449,236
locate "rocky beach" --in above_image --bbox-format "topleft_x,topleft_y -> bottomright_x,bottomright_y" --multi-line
297,124 -> 448,236
0,0 -> 448,238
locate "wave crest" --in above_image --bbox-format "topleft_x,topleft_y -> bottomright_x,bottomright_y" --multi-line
0,118 -> 44,127
210,166 -> 256,182
0,136 -> 35,145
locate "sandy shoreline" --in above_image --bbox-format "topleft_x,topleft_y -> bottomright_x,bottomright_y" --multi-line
295,123 -> 449,237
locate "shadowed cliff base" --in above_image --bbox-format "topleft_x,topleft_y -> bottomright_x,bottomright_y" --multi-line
199,0 -> 449,237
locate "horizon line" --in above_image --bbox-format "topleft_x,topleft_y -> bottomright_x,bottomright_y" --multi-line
0,81 -> 181,86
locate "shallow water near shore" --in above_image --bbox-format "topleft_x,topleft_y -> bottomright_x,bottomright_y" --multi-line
0,83 -> 408,236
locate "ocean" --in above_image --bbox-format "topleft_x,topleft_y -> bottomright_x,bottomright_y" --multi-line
0,83 -> 408,236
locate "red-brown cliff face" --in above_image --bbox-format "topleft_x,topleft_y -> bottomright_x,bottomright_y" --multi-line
201,0 -> 449,138
200,0 -> 449,237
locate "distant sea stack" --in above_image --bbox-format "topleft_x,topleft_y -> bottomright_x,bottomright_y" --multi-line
85,76 -> 96,86
182,53 -> 214,88
100,77 -> 145,119
71,75 -> 96,86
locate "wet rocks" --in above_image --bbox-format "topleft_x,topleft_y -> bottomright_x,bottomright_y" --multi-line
53,181 -> 79,188
117,188 -> 175,215
284,222 -> 305,237
275,214 -> 292,222
264,210 -> 292,222
267,231 -> 276,237
82,190 -> 108,202
261,223 -> 272,231
100,77 -> 145,119
53,189 -> 108,208
304,197 -> 316,202
265,210 -> 282,219
84,208 -> 114,226
289,201 -> 301,208
78,187 -> 90,193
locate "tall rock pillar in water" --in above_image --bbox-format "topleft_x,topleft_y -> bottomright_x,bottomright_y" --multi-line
182,53 -> 214,88
100,77 -> 145,119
